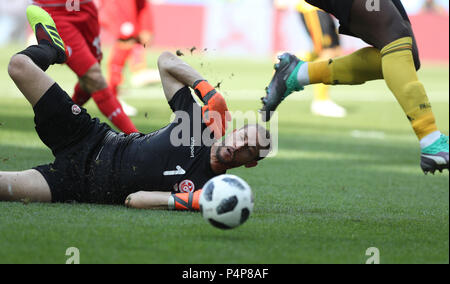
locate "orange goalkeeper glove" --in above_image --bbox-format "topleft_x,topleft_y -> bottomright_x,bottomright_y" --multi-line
170,190 -> 202,211
193,80 -> 231,139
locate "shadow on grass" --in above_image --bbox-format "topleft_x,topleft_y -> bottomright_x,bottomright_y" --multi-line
0,114 -> 35,136
277,119 -> 415,137
0,144 -> 52,170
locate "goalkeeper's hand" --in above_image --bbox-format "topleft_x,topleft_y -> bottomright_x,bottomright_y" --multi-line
193,80 -> 232,139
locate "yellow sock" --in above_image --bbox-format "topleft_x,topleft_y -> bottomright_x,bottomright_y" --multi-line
381,37 -> 438,140
308,47 -> 383,85
313,84 -> 330,101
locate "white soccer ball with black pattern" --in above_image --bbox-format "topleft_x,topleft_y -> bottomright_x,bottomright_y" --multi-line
199,174 -> 254,230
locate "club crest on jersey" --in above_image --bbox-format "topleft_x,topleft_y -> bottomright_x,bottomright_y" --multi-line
179,179 -> 195,193
71,104 -> 81,116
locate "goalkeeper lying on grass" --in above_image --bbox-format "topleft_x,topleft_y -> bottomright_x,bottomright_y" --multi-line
0,6 -> 271,211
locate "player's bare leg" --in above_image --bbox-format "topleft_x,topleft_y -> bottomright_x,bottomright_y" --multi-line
0,170 -> 51,202
78,63 -> 109,95
8,54 -> 55,107
8,5 -> 67,107
1,6 -> 64,202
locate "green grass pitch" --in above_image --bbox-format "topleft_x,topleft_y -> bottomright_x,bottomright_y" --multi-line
0,45 -> 448,264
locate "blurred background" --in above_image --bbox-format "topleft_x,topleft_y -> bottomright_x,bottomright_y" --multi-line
0,0 -> 448,132
0,0 -> 448,61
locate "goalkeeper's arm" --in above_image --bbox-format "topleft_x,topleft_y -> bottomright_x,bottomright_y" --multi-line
125,190 -> 202,211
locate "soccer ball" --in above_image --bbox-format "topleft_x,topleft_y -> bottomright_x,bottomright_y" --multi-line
199,174 -> 254,230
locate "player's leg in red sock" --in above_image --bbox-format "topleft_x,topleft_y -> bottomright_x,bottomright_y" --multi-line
71,82 -> 91,106
130,43 -> 147,73
47,0 -> 137,134
108,40 -> 134,97
80,63 -> 138,134
91,87 -> 138,134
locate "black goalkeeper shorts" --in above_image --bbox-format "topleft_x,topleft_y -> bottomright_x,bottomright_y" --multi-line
32,83 -> 111,203
305,0 -> 410,36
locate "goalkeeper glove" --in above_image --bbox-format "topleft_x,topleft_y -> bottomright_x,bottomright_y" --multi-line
193,80 -> 231,139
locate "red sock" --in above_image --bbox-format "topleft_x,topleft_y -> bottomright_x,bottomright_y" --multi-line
72,83 -> 91,106
130,44 -> 147,72
108,42 -> 133,97
91,87 -> 138,134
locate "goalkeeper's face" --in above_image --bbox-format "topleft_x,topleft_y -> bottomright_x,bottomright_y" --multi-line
215,124 -> 271,168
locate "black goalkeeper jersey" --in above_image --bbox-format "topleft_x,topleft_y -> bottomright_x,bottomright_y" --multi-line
86,87 -> 219,204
